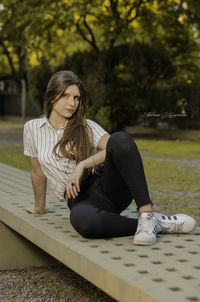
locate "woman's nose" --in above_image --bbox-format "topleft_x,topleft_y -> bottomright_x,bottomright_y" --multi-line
68,97 -> 76,107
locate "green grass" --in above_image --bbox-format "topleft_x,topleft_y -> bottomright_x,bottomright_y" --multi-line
133,138 -> 200,225
0,120 -> 25,126
0,146 -> 31,170
142,157 -> 200,226
134,139 -> 200,225
126,126 -> 200,141
143,159 -> 200,191
135,138 -> 200,159
0,117 -> 35,130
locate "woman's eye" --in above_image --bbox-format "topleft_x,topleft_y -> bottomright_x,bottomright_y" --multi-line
61,94 -> 80,101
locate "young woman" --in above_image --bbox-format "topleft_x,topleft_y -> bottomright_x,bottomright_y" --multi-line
23,70 -> 196,245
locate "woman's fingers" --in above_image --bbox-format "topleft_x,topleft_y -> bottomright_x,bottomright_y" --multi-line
70,183 -> 78,198
73,178 -> 80,196
67,165 -> 84,198
66,179 -> 79,199
75,176 -> 80,193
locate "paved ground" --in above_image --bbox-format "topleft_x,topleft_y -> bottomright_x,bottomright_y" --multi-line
0,127 -> 23,145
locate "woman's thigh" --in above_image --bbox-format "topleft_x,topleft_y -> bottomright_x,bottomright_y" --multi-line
99,136 -> 133,212
99,164 -> 133,213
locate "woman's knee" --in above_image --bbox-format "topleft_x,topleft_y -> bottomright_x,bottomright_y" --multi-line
108,131 -> 136,155
69,205 -> 104,238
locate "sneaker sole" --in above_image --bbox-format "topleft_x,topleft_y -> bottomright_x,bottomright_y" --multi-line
133,237 -> 157,246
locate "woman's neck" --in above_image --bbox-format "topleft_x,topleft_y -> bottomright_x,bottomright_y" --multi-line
48,112 -> 68,130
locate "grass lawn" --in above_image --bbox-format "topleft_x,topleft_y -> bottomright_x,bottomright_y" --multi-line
0,139 -> 199,225
135,138 -> 200,159
142,158 -> 200,225
0,146 -> 31,170
134,139 -> 200,226
0,116 -> 34,130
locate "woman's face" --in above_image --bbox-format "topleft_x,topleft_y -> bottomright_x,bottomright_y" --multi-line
51,84 -> 80,120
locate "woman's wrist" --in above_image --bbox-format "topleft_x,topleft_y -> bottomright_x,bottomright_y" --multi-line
80,157 -> 94,170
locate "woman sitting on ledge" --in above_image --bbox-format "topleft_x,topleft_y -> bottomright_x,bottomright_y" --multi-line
23,70 -> 196,246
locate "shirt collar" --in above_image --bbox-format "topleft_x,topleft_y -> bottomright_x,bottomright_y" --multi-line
38,116 -> 51,128
38,116 -> 68,130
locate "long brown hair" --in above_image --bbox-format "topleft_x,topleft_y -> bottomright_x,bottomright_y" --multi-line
44,70 -> 94,164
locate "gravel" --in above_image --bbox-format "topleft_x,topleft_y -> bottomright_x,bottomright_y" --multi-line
0,265 -> 116,302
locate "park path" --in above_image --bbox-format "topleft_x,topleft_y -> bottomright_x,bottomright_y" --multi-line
0,126 -> 23,146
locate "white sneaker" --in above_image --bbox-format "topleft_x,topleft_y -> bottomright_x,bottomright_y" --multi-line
133,212 -> 160,245
154,213 -> 197,234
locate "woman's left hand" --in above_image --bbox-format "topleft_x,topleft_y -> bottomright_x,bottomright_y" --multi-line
66,162 -> 86,199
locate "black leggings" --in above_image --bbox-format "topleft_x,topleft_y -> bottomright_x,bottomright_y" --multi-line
68,131 -> 153,238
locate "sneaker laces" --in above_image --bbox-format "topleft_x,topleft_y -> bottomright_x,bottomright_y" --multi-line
161,220 -> 184,233
137,213 -> 158,235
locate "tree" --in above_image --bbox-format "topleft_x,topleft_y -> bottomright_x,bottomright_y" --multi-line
1,0 -> 200,129
0,0 -> 31,117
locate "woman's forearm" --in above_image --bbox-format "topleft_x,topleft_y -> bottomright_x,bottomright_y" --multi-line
81,149 -> 106,169
31,170 -> 47,212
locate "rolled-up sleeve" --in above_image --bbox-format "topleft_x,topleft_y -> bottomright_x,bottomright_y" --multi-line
86,119 -> 109,150
23,122 -> 37,157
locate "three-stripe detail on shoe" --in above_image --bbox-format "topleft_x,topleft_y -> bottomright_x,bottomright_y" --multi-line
161,215 -> 177,221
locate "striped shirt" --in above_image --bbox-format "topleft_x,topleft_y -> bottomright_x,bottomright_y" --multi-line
23,116 -> 108,201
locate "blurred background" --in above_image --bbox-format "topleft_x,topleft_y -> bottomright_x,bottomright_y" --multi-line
0,0 -> 200,133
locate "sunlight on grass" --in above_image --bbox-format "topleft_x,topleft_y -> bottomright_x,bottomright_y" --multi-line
0,121 -> 24,126
0,146 -> 31,170
143,159 -> 200,191
143,158 -> 200,225
135,138 -> 200,159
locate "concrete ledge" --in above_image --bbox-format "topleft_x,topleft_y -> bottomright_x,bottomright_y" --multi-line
0,222 -> 60,269
0,163 -> 200,302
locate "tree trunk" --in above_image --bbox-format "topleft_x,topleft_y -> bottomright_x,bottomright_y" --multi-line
21,78 -> 26,118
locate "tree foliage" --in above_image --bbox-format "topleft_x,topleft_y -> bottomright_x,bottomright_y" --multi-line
0,0 -> 200,129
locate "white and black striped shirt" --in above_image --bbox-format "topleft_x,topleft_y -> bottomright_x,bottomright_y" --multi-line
23,116 -> 108,200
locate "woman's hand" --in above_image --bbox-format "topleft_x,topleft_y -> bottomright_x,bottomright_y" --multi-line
66,162 -> 86,199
